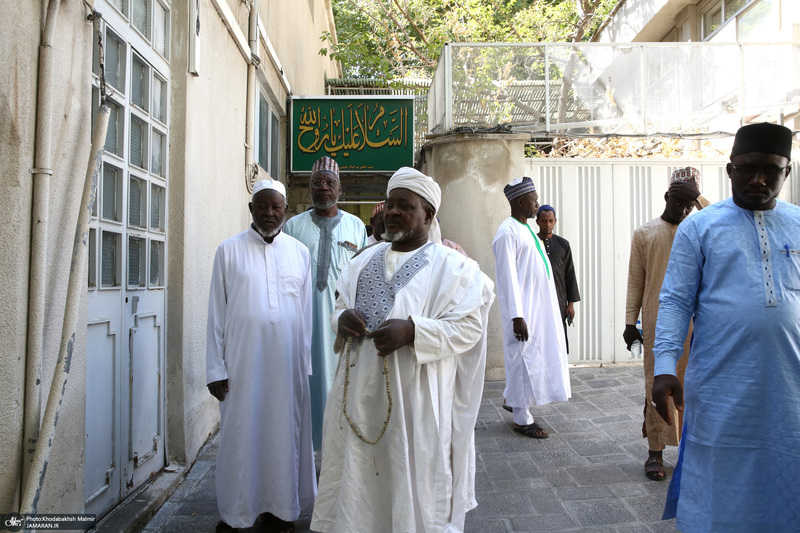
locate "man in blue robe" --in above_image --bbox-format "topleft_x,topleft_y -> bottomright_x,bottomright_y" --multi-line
285,156 -> 367,450
653,122 -> 800,532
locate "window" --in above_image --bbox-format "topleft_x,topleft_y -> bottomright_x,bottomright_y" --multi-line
104,99 -> 124,157
128,236 -> 147,287
703,2 -> 723,38
102,164 -> 123,222
101,231 -> 122,287
105,29 -> 126,93
153,1 -> 169,58
257,89 -> 281,178
150,184 -> 165,231
131,54 -> 150,111
150,240 -> 165,286
702,0 -> 756,40
91,13 -> 169,296
131,0 -> 149,38
152,74 -> 166,123
130,115 -> 148,169
129,176 -> 148,228
151,129 -> 164,176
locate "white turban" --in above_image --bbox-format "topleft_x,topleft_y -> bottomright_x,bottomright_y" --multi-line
252,179 -> 286,200
387,167 -> 442,244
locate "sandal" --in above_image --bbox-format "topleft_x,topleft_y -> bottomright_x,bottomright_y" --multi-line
513,422 -> 549,439
644,455 -> 666,481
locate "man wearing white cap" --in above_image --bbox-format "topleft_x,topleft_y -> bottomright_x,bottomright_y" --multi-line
493,177 -> 571,439
284,156 -> 367,451
207,180 -> 316,533
311,167 -> 495,533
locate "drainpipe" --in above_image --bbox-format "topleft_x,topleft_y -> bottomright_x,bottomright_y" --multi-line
20,97 -> 110,517
244,0 -> 259,190
20,6 -> 110,513
22,0 -> 61,494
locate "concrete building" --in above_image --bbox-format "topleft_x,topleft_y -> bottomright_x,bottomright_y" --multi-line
0,0 -> 339,521
593,0 -> 800,44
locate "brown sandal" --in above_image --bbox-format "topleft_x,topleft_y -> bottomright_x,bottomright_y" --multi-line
644,455 -> 666,481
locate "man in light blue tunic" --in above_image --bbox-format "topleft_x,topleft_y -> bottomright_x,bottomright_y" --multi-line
284,156 -> 367,450
652,122 -> 800,532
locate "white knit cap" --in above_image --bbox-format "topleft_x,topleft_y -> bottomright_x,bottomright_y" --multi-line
252,179 -> 286,200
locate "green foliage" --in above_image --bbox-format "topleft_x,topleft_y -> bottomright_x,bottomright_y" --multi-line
322,0 -> 620,78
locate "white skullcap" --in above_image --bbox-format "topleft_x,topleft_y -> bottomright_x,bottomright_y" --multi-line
387,167 -> 442,243
252,179 -> 286,200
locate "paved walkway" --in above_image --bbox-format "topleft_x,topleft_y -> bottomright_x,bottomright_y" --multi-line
141,365 -> 679,533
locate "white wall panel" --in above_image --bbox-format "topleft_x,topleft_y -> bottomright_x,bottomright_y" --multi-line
525,159 -> 734,364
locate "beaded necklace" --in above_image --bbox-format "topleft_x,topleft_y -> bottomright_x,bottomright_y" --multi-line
341,330 -> 393,445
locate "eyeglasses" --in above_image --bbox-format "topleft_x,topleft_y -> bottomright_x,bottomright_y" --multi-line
310,178 -> 339,189
730,163 -> 790,179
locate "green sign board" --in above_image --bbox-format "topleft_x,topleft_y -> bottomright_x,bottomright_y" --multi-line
290,96 -> 414,173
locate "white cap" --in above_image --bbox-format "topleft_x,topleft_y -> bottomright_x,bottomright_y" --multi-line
252,179 -> 286,200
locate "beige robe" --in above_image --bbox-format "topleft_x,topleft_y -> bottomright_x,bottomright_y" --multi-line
625,217 -> 691,450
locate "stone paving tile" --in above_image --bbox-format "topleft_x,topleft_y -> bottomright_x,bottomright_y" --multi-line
141,501 -> 179,531
626,494 -> 674,523
464,516 -> 511,533
566,464 -> 632,487
157,513 -> 220,533
526,488 -> 568,515
184,459 -> 213,480
556,485 -> 616,501
563,499 -> 637,527
512,513 -> 578,531
181,477 -> 216,502
472,491 -> 536,517
144,365 -> 683,533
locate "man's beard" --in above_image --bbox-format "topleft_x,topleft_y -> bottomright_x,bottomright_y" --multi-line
255,217 -> 285,239
313,198 -> 338,210
383,230 -> 410,242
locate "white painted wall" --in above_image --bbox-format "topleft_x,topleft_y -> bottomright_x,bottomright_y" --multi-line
0,0 -> 93,514
0,0 -> 339,517
528,158 -> 799,366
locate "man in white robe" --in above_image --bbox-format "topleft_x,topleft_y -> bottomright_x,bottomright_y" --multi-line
492,177 -> 570,438
310,168 -> 495,533
284,156 -> 367,450
207,180 -> 316,532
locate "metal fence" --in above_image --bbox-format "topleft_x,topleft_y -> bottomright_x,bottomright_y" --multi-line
428,42 -> 800,138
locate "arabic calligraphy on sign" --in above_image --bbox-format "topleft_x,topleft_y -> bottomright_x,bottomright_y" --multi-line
297,101 -> 410,157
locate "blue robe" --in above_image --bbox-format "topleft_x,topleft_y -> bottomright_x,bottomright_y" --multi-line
654,197 -> 800,532
285,210 -> 367,449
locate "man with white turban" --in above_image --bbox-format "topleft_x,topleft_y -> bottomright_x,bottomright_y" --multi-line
311,167 -> 495,533
493,177 -> 571,439
207,180 -> 316,533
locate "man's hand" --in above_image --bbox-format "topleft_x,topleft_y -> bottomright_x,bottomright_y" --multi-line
338,309 -> 368,338
512,317 -> 529,342
668,181 -> 700,204
208,379 -> 229,401
651,374 -> 684,425
622,324 -> 643,350
367,319 -> 415,357
565,302 -> 576,324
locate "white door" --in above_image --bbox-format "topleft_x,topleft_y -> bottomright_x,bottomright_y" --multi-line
85,0 -> 170,517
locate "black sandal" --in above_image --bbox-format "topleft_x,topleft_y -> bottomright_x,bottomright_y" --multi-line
513,422 -> 549,439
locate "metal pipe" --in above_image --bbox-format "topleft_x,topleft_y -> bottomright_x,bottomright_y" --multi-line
20,103 -> 110,515
22,0 -> 61,495
244,0 -> 258,188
